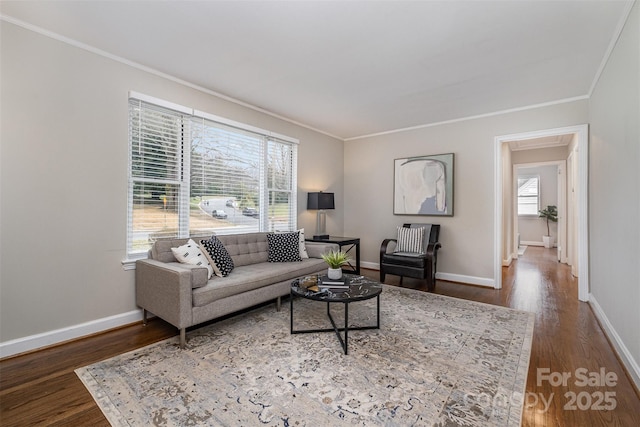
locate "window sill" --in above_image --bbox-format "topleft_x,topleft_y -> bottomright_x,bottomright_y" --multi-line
121,255 -> 147,271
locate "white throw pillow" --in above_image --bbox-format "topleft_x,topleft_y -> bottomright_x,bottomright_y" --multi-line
396,226 -> 425,254
171,239 -> 214,279
298,228 -> 309,259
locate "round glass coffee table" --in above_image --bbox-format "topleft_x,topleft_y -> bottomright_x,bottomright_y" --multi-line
290,274 -> 382,355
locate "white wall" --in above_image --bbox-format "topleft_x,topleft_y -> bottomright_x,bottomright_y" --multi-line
0,22 -> 344,352
343,101 -> 588,285
588,2 -> 640,386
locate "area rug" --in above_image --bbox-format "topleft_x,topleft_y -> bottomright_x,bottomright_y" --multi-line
76,285 -> 534,426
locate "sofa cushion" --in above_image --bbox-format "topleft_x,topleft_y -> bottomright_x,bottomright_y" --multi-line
192,258 -> 326,307
217,233 -> 269,267
267,232 -> 302,262
382,252 -> 426,268
200,236 -> 235,277
170,239 -> 213,279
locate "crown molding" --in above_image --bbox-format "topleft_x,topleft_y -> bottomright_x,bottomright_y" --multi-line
0,14 -> 343,142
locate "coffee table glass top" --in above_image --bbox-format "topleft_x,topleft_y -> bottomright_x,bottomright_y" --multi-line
291,274 -> 382,302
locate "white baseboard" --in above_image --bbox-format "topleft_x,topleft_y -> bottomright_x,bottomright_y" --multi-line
0,310 -> 143,359
361,261 -> 380,270
521,240 -> 558,248
437,273 -> 495,288
589,295 -> 640,391
362,261 -> 495,288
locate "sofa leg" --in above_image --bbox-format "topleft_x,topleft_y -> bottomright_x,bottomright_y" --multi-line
276,296 -> 282,312
142,309 -> 148,326
179,328 -> 186,349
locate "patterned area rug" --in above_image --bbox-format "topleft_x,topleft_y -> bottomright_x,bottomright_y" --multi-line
76,285 -> 534,426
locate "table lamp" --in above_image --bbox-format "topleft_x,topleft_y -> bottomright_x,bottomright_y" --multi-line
307,191 -> 334,239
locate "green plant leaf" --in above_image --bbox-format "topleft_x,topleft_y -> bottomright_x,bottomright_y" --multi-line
321,250 -> 351,269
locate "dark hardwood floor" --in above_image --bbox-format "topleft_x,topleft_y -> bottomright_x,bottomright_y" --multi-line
1,246 -> 639,426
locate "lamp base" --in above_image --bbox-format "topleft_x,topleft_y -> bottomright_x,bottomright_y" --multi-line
314,210 -> 329,241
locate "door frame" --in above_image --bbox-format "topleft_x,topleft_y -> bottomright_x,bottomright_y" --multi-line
494,124 -> 589,301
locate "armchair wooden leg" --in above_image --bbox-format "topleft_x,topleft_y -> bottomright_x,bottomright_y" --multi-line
427,279 -> 436,292
399,276 -> 404,286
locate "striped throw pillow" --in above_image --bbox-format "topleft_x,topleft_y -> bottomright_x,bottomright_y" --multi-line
396,226 -> 425,254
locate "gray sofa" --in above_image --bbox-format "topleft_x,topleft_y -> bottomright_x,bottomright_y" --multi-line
135,232 -> 336,348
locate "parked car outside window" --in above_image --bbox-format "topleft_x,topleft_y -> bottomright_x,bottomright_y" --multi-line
211,210 -> 228,219
242,207 -> 259,218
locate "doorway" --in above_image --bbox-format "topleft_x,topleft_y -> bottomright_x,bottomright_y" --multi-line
513,161 -> 566,263
494,125 -> 589,301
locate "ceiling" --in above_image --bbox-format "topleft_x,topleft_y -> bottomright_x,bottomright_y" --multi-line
1,1 -> 633,140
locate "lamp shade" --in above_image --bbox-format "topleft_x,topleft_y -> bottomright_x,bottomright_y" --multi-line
307,192 -> 335,210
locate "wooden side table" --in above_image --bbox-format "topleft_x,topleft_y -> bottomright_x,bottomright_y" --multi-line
305,236 -> 360,274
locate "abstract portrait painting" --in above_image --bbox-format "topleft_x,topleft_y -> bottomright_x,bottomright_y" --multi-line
394,153 -> 454,216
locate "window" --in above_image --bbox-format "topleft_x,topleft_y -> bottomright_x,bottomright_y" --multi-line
127,94 -> 298,259
517,175 -> 540,216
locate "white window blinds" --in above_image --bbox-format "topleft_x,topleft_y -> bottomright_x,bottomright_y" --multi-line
127,94 -> 298,259
189,117 -> 264,235
267,138 -> 297,232
128,99 -> 186,255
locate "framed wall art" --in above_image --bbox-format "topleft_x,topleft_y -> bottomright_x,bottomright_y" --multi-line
394,153 -> 454,216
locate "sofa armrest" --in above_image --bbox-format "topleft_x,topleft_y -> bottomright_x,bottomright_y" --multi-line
164,262 -> 209,288
305,242 -> 340,258
135,259 -> 194,329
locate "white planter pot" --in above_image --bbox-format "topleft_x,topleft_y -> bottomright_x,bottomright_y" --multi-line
327,268 -> 342,280
542,235 -> 554,249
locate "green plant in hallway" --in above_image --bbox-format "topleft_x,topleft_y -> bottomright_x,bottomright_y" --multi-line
538,205 -> 558,248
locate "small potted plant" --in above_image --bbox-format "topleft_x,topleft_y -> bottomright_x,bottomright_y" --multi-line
321,250 -> 351,280
538,205 -> 558,248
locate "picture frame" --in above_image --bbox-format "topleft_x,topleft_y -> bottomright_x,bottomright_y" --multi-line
393,153 -> 454,216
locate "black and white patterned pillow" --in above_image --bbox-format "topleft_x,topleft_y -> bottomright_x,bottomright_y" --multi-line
396,226 -> 425,254
267,232 -> 302,262
199,236 -> 234,277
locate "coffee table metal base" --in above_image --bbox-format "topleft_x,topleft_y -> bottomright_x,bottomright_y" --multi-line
290,294 -> 380,355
